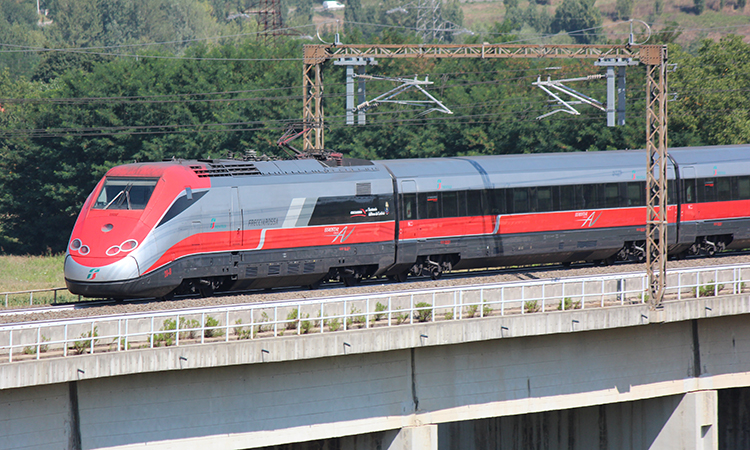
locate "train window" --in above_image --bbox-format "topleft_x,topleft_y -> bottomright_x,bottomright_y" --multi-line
528,187 -> 538,212
537,187 -> 553,212
512,188 -> 529,214
667,180 -> 677,204
604,183 -> 619,208
625,182 -> 645,206
559,185 -> 575,211
94,178 -> 159,210
466,190 -> 484,216
717,177 -> 732,202
489,189 -> 506,215
441,191 -> 459,218
738,176 -> 750,200
582,184 -> 597,209
309,195 -> 394,225
698,179 -> 716,203
683,178 -> 696,203
402,193 -> 416,220
417,193 -> 440,219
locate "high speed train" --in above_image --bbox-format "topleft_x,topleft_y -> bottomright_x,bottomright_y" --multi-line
65,145 -> 750,299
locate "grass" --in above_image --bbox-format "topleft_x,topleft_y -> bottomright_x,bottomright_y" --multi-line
0,254 -> 77,307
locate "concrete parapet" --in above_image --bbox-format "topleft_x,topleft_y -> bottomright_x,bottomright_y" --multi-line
2,294 -> 750,391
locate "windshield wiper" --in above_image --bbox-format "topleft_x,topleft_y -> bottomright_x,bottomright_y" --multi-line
103,184 -> 133,210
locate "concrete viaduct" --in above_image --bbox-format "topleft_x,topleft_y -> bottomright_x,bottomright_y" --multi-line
2,294 -> 750,450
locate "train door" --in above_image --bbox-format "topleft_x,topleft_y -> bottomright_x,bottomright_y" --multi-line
398,180 -> 418,263
230,187 -> 243,246
681,166 -> 697,241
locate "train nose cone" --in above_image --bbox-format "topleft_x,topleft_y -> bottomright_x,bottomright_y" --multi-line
64,254 -> 140,282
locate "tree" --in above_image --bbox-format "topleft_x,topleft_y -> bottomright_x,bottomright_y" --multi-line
694,0 -> 706,14
616,0 -> 634,20
550,0 -> 603,44
670,36 -> 750,147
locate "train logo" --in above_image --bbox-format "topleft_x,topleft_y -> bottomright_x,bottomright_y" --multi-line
86,269 -> 100,280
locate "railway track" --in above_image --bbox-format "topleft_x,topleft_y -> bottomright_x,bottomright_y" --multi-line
3,251 -> 750,325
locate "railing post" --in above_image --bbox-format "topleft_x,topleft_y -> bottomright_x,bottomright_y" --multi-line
501,287 -> 505,316
176,315 -> 180,346
542,284 -> 545,312
150,316 -> 154,348
125,319 -> 129,351
202,312 -> 206,344
366,298 -> 370,328
225,310 -> 230,342
410,295 -> 414,325
64,324 -> 68,357
343,300 -> 348,331
36,327 -> 41,360
388,296 -> 392,326
90,321 -> 95,354
8,330 -> 12,363
480,289 -> 485,317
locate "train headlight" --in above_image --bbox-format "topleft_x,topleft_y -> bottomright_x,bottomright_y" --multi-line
79,245 -> 90,255
70,238 -> 82,252
120,239 -> 138,252
106,245 -> 121,256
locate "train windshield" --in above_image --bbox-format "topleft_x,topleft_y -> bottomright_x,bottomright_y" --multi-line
93,178 -> 159,210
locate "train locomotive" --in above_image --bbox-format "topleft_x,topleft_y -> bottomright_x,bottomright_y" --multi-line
65,144 -> 750,299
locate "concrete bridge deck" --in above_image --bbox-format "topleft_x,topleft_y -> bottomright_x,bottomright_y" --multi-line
2,289 -> 750,449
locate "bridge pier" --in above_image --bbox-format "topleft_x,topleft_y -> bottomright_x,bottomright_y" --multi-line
388,424 -> 438,450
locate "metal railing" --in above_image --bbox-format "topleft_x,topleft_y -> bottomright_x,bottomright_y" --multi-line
1,287 -> 77,308
1,263 -> 749,364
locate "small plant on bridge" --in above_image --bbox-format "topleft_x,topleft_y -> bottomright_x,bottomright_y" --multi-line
233,319 -> 254,340
395,308 -> 409,325
328,317 -> 341,331
414,302 -> 432,322
300,314 -> 313,334
258,312 -> 271,333
694,281 -> 724,297
466,304 -> 478,318
153,319 -> 177,346
372,302 -> 387,323
348,307 -> 366,328
557,297 -> 581,310
524,300 -> 540,313
444,310 -> 454,320
23,335 -> 50,355
204,316 -> 224,338
483,305 -> 493,317
286,309 -> 300,330
73,327 -> 99,354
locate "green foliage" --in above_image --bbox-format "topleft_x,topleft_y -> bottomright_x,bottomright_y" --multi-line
483,305 -> 493,317
204,315 -> 223,338
328,317 -> 341,332
286,308 -> 299,330
670,36 -> 750,147
395,308 -> 409,325
615,0 -> 634,20
524,300 -> 540,313
444,310 -> 454,320
694,0 -> 706,14
694,281 -> 724,297
557,297 -> 581,310
347,306 -> 366,328
300,314 -> 313,334
372,301 -> 387,323
466,304 -> 478,318
73,326 -> 99,354
24,335 -> 50,355
233,319 -> 254,340
550,0 -> 603,44
414,302 -> 432,322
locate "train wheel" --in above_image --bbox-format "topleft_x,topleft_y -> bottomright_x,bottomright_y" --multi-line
198,284 -> 214,298
430,267 -> 442,280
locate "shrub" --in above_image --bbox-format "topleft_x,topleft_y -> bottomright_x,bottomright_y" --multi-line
300,314 -> 313,334
483,305 -> 493,317
73,327 -> 99,354
204,316 -> 224,338
414,302 -> 432,322
444,310 -> 454,321
23,335 -> 50,355
233,319 -> 254,340
328,317 -> 341,331
695,281 -> 724,297
286,309 -> 300,330
524,300 -> 540,313
395,308 -> 409,325
373,301 -> 387,322
466,304 -> 478,318
348,307 -> 366,328
557,297 -> 581,310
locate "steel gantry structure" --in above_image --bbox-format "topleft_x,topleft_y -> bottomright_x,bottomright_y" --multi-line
302,43 -> 668,304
